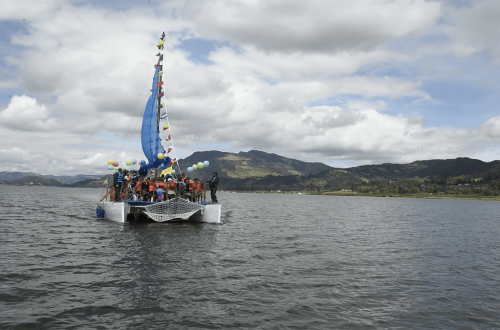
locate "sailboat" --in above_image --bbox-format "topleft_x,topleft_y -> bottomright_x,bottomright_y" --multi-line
96,32 -> 221,223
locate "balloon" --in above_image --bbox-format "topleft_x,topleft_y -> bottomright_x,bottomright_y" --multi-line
204,161 -> 209,167
108,165 -> 114,170
132,158 -> 137,165
158,193 -> 163,201
161,163 -> 167,169
107,159 -> 114,165
140,160 -> 146,165
171,170 -> 175,174
193,164 -> 197,170
114,166 -> 118,171
113,161 -> 119,167
156,188 -> 163,195
126,159 -> 133,166
158,153 -> 164,160
187,167 -> 193,173
197,162 -> 204,169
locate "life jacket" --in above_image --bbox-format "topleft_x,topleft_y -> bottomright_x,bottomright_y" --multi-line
135,180 -> 141,191
167,181 -> 175,191
117,172 -> 123,183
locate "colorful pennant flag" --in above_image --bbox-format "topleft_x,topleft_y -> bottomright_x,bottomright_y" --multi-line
163,123 -> 169,130
158,92 -> 164,98
156,81 -> 164,86
161,167 -> 172,176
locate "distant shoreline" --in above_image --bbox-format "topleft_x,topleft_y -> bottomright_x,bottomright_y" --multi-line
221,190 -> 500,201
2,184 -> 500,201
303,191 -> 500,201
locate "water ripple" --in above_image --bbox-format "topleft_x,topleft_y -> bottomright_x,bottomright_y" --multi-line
0,187 -> 499,329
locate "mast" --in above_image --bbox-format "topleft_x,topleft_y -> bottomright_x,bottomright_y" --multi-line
156,32 -> 179,175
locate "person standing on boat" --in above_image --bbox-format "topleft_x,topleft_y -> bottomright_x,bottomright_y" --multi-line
208,172 -> 219,203
193,178 -> 202,202
182,177 -> 192,200
113,168 -> 123,202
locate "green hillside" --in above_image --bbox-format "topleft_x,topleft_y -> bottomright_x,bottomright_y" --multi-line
180,150 -> 331,179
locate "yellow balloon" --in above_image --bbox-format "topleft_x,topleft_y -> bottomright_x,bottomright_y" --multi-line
158,153 -> 164,160
107,159 -> 114,165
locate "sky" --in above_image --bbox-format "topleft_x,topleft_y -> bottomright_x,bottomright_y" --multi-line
1,0 -> 500,176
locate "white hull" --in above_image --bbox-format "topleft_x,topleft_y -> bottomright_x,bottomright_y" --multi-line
97,200 -> 221,223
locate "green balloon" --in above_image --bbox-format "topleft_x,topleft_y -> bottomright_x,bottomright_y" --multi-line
197,162 -> 204,169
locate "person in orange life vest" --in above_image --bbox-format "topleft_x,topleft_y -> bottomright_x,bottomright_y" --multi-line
193,178 -> 202,202
155,178 -> 165,201
140,177 -> 150,201
182,177 -> 193,200
135,176 -> 142,195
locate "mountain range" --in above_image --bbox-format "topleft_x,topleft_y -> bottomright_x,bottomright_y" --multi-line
181,150 -> 331,179
1,150 -> 498,191
0,172 -> 103,184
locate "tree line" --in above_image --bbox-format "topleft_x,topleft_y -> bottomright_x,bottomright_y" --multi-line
348,174 -> 500,197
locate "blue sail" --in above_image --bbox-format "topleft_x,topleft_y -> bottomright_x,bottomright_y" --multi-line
141,65 -> 163,165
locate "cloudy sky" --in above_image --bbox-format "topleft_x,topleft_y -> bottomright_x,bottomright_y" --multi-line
1,0 -> 500,176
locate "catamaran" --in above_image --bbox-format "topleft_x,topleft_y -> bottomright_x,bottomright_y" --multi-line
96,32 -> 221,223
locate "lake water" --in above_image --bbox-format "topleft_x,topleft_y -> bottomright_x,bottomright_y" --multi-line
0,186 -> 499,329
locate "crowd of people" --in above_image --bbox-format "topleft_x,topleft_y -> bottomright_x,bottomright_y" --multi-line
112,168 -> 219,204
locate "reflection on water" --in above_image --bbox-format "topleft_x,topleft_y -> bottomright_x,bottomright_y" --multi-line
0,186 -> 499,329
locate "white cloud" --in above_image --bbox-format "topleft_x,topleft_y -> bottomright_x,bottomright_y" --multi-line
181,0 -> 441,53
0,95 -> 57,131
444,0 -> 500,63
0,0 -> 499,176
479,116 -> 500,140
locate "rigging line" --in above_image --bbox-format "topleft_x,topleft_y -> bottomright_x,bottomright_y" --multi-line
114,62 -> 156,161
160,67 -> 183,172
166,68 -> 193,155
122,64 -> 156,145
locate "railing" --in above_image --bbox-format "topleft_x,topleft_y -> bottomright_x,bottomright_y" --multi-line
105,179 -> 207,203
